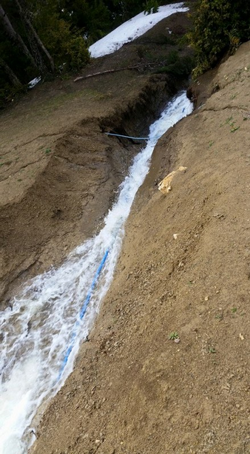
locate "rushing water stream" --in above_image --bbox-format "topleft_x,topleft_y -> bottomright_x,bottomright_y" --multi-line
0,92 -> 192,454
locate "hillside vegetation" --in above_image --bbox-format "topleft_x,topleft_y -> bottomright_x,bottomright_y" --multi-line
188,0 -> 250,76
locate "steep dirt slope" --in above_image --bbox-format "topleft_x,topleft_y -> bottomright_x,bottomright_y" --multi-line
31,42 -> 250,453
0,11 -> 192,306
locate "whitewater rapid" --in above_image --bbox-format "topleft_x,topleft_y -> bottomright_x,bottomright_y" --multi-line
0,92 -> 193,454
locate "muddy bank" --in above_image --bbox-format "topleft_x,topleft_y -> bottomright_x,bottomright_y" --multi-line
31,42 -> 250,454
0,75 -> 186,308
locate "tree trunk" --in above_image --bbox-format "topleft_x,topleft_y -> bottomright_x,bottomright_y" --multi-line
0,58 -> 22,87
0,4 -> 37,69
25,27 -> 49,74
14,0 -> 54,72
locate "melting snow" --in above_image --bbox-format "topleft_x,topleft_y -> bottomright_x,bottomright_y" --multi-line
89,3 -> 188,58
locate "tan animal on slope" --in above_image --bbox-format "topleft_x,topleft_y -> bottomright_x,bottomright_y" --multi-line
158,166 -> 187,194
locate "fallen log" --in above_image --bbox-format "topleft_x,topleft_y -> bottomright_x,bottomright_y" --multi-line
74,66 -> 140,82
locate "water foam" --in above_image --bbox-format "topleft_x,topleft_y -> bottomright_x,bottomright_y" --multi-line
0,92 -> 193,454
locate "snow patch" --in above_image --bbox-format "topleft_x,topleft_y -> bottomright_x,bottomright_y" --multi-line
28,77 -> 41,89
89,3 -> 188,58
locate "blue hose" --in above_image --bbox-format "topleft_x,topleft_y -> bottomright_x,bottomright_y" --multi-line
79,250 -> 109,320
57,249 -> 109,381
105,132 -> 148,140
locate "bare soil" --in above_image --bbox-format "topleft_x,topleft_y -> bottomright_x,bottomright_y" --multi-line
31,41 -> 250,454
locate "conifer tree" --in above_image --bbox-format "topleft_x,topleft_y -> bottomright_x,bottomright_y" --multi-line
188,0 -> 250,76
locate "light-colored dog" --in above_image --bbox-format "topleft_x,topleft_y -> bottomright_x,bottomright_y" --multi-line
158,166 -> 187,194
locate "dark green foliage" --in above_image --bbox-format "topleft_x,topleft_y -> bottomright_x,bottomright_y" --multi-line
188,0 -> 250,77
144,0 -> 159,15
112,0 -> 145,21
60,0 -> 112,44
0,0 -> 91,107
156,52 -> 194,77
31,1 -> 89,71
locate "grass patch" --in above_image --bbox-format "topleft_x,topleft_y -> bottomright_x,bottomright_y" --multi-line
168,331 -> 179,340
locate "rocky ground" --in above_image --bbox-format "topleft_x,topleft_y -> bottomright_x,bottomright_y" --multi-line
1,8 -> 250,454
